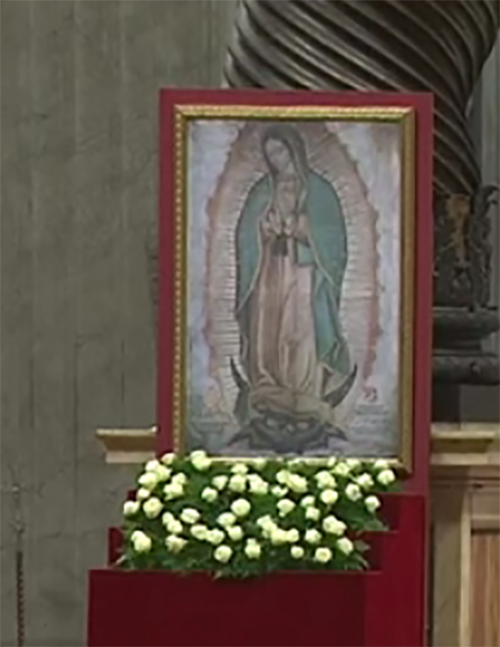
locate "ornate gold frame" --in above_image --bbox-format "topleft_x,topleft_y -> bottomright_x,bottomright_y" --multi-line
172,105 -> 416,470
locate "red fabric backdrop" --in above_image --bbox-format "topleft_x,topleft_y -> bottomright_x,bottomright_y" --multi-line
89,493 -> 426,647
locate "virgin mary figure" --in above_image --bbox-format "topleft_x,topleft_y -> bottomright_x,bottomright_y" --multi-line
232,123 -> 356,449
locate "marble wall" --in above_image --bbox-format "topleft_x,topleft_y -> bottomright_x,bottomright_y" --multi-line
1,2 -> 235,645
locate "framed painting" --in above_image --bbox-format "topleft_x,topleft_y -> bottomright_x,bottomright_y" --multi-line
157,89 -> 433,482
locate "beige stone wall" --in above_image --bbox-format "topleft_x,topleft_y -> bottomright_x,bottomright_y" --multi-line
1,2 -> 235,645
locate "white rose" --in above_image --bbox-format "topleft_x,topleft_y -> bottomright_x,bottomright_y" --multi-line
207,529 -> 225,545
192,456 -> 211,471
288,474 -> 308,494
290,545 -> 304,559
228,475 -> 247,493
345,458 -> 361,469
365,495 -> 381,513
315,470 -> 336,489
130,530 -> 152,553
160,452 -> 176,465
270,529 -> 289,545
357,473 -> 374,489
166,519 -> 183,535
180,508 -> 200,525
163,482 -> 184,500
305,507 -> 320,521
136,487 -> 151,501
212,475 -> 228,491
227,525 -> 244,541
191,524 -> 209,540
145,459 -> 161,472
138,472 -> 158,490
253,458 -> 267,470
244,541 -> 261,559
314,547 -> 333,563
276,470 -> 292,485
304,529 -> 321,545
300,496 -> 315,508
333,462 -> 350,477
161,511 -> 175,527
172,472 -> 188,486
217,512 -> 237,528
189,449 -> 208,462
377,469 -> 396,485
320,489 -> 338,506
142,497 -> 163,519
231,498 -> 251,517
374,459 -> 390,471
286,528 -> 300,543
261,524 -> 278,540
323,515 -> 347,536
153,465 -> 171,481
214,545 -> 232,562
337,537 -> 354,555
201,487 -> 218,503
123,500 -> 140,517
345,484 -> 362,502
231,462 -> 249,475
248,475 -> 269,495
326,457 -> 337,468
165,535 -> 187,553
189,450 -> 211,471
271,485 -> 288,497
276,498 -> 295,516
250,480 -> 269,495
256,515 -> 275,531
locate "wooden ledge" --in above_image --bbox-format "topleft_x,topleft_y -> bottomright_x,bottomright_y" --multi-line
96,427 -> 155,464
431,423 -> 499,468
96,423 -> 500,470
431,423 -> 499,488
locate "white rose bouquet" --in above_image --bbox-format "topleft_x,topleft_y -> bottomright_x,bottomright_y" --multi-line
121,452 -> 398,578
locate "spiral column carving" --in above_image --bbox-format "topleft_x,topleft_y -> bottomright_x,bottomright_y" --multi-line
224,0 -> 499,385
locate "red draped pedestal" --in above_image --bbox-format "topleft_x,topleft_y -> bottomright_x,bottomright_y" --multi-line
87,493 -> 426,647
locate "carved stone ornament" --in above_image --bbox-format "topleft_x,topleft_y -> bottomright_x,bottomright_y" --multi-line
222,0 -> 499,384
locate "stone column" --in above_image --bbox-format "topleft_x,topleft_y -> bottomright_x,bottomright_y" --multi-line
223,0 -> 500,415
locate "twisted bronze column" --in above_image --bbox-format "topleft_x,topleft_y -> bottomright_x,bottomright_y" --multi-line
224,0 -> 499,386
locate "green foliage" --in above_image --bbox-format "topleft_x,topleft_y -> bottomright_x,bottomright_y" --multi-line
121,451 -> 398,579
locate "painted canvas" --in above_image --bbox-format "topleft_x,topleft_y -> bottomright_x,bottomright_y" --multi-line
184,114 -> 410,460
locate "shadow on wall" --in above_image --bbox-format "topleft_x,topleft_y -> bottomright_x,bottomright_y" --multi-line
461,379 -> 500,421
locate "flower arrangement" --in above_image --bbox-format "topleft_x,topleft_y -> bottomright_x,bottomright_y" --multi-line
121,451 -> 397,578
